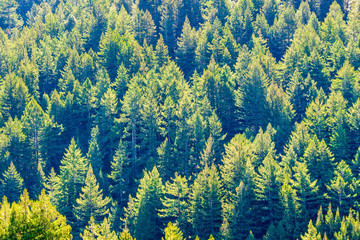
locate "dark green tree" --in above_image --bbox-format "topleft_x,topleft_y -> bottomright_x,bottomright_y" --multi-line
1,162 -> 23,203
58,138 -> 88,224
159,173 -> 190,235
123,167 -> 163,240
253,153 -> 283,237
235,59 -> 269,134
189,164 -> 222,239
74,165 -> 110,235
108,140 -> 132,206
175,17 -> 197,79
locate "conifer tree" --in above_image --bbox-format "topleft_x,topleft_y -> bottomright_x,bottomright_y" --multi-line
86,126 -> 103,178
58,138 -> 88,223
0,189 -> 72,239
75,165 -> 110,236
325,160 -> 355,216
159,173 -> 190,234
220,133 -> 254,194
222,180 -> 255,240
108,140 -> 131,206
43,168 -> 61,206
1,162 -> 23,203
292,161 -> 320,224
163,222 -> 184,240
82,217 -> 118,240
253,153 -> 283,236
302,137 -> 334,194
189,164 -> 222,239
123,167 -> 163,240
176,17 -> 197,79
120,78 -> 143,181
155,35 -> 170,66
235,59 -> 269,134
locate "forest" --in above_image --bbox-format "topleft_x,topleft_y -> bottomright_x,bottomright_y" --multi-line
1,0 -> 360,239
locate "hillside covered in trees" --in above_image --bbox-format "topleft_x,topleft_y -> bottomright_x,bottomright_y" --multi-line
1,0 -> 360,239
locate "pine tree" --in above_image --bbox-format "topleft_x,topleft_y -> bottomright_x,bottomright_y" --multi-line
0,189 -> 72,239
86,126 -> 103,178
58,138 -> 88,223
266,82 -> 295,149
222,180 -> 255,240
292,161 -> 320,225
302,137 -> 334,194
108,140 -> 132,206
253,153 -> 283,237
235,59 -> 269,134
325,160 -> 355,216
227,0 -> 254,45
163,222 -> 184,240
123,167 -> 163,240
159,173 -> 190,234
0,73 -> 29,123
301,220 -> 322,240
74,165 -> 110,236
1,162 -> 23,203
220,133 -> 254,194
43,168 -> 61,207
176,17 -> 197,79
189,164 -> 222,239
119,78 -> 143,181
139,90 -> 161,170
155,34 -> 170,66
0,0 -> 23,34
287,71 -> 317,122
81,217 -> 118,240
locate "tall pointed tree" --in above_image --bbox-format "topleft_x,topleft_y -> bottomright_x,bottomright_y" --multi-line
74,164 -> 110,236
58,138 -> 88,223
189,164 -> 223,239
1,162 -> 23,203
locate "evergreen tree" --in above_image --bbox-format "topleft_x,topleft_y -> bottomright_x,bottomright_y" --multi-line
81,217 -> 118,240
159,173 -> 190,234
325,160 -> 355,216
43,168 -> 61,206
1,162 -> 23,203
74,165 -> 110,236
86,126 -> 103,178
163,222 -> 184,240
220,133 -> 254,193
0,73 -> 29,123
108,140 -> 132,206
222,180 -> 255,240
235,59 -> 269,134
302,137 -> 334,194
0,189 -> 72,239
176,17 -> 197,79
189,164 -> 222,239
226,0 -> 254,45
58,138 -> 88,224
123,167 -> 163,240
292,161 -> 320,225
253,153 -> 283,237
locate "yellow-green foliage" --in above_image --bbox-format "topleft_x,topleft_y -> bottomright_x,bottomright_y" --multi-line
0,189 -> 72,239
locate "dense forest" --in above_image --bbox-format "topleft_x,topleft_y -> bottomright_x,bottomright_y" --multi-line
1,0 -> 360,239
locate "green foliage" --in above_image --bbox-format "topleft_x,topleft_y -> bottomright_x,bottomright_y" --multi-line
189,164 -> 222,239
123,167 -> 163,240
163,222 -> 184,240
1,1 -> 360,239
74,165 -> 110,235
58,138 -> 88,223
1,161 -> 23,203
0,189 -> 72,239
159,173 -> 189,233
